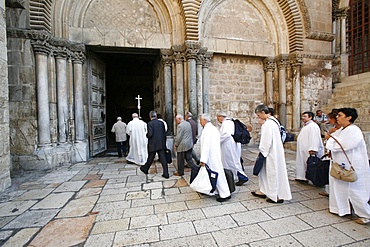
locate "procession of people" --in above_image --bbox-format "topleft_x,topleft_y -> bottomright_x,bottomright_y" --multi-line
111,97 -> 370,224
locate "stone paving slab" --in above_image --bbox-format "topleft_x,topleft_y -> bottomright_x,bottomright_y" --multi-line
0,147 -> 369,246
29,215 -> 96,246
2,209 -> 59,229
31,192 -> 75,209
0,200 -> 37,217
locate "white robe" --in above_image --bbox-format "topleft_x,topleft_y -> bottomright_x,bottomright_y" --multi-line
258,117 -> 292,202
326,125 -> 370,218
126,118 -> 148,165
200,122 -> 231,198
296,120 -> 324,180
219,118 -> 247,181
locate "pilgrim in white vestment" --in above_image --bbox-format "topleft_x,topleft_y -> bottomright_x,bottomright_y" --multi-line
258,117 -> 292,202
296,120 -> 324,180
219,118 -> 248,182
200,122 -> 231,199
326,125 -> 370,218
126,117 -> 148,165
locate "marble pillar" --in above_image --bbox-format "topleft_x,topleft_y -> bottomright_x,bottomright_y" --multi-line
335,15 -> 341,54
196,55 -> 203,118
186,42 -> 200,116
263,58 -> 275,108
161,49 -> 173,135
174,48 -> 184,115
277,54 -> 289,127
55,50 -> 69,144
290,55 -> 303,132
33,44 -> 52,146
67,57 -> 75,142
340,10 -> 347,54
332,19 -> 336,54
73,54 -> 85,141
202,52 -> 212,113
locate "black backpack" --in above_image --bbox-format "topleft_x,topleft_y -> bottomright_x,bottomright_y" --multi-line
232,119 -> 251,144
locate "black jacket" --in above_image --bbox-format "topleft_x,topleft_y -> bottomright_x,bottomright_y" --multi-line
147,118 -> 167,152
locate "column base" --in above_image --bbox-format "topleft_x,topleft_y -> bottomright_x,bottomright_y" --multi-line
73,140 -> 89,162
16,144 -> 73,170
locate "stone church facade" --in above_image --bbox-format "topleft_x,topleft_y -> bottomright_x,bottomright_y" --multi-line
0,0 -> 368,191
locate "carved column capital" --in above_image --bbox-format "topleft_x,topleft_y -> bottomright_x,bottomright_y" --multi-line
263,58 -> 275,72
276,54 -> 290,70
31,39 -> 52,55
72,51 -> 86,64
289,53 -> 303,68
161,49 -> 173,66
54,46 -> 69,59
339,7 -> 349,19
202,52 -> 213,68
185,41 -> 201,60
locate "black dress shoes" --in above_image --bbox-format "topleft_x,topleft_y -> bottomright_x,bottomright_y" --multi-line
266,198 -> 284,203
162,174 -> 169,179
251,191 -> 267,198
216,195 -> 231,202
235,179 -> 248,186
139,166 -> 148,175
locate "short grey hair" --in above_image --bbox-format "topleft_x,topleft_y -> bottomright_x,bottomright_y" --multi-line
117,117 -> 122,120
255,104 -> 269,114
201,113 -> 211,122
132,113 -> 138,118
149,110 -> 157,118
216,111 -> 227,117
186,112 -> 193,117
175,114 -> 184,120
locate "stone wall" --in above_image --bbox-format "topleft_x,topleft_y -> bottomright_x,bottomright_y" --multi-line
322,72 -> 370,155
0,0 -> 11,191
208,54 -> 264,134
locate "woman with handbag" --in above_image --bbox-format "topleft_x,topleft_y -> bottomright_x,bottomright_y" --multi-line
325,108 -> 370,225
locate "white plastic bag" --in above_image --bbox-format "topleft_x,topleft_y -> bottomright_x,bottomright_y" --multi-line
190,166 -> 212,194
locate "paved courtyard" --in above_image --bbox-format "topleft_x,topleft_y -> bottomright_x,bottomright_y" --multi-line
0,146 -> 369,246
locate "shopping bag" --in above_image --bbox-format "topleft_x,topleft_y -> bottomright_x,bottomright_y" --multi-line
205,165 -> 218,193
190,166 -> 212,194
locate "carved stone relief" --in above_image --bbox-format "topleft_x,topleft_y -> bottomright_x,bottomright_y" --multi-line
83,0 -> 161,46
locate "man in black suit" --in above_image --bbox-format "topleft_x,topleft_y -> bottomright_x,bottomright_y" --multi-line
140,110 -> 169,178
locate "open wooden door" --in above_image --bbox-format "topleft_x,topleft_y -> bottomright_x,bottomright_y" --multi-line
87,53 -> 107,156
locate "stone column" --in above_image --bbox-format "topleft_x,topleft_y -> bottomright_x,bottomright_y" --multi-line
202,52 -> 212,113
173,46 -> 185,115
73,51 -> 86,141
67,55 -> 75,142
196,50 -> 205,117
290,54 -> 303,132
335,13 -> 341,54
161,49 -> 173,135
55,48 -> 69,144
332,17 -> 336,54
340,9 -> 348,54
185,41 -> 200,116
32,41 -> 52,146
277,54 -> 289,127
263,58 -> 275,108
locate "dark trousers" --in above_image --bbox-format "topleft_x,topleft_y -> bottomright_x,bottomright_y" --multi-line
177,149 -> 198,176
141,149 -> 169,177
116,141 -> 127,157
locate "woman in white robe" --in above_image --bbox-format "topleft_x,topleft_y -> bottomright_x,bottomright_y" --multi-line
199,113 -> 231,201
252,105 -> 292,203
325,108 -> 370,224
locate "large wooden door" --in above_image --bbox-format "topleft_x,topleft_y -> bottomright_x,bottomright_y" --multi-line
87,53 -> 107,156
